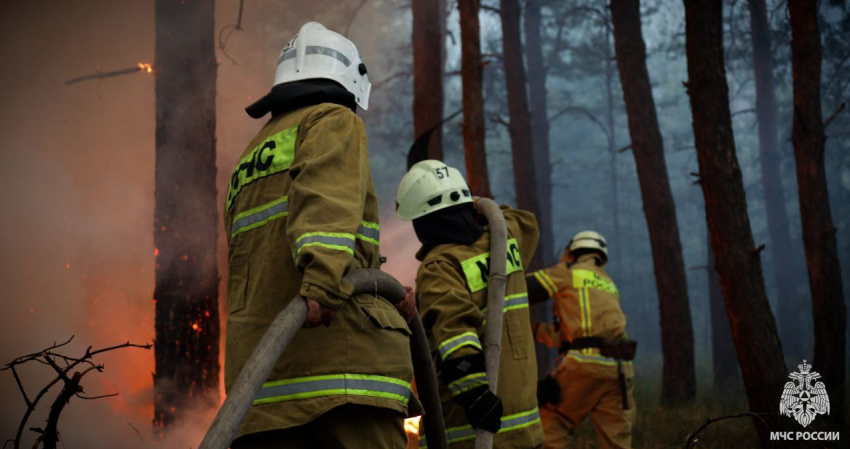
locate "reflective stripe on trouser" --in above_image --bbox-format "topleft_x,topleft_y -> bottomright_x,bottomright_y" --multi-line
447,372 -> 488,397
231,196 -> 289,238
419,407 -> 541,447
253,374 -> 412,406
438,332 -> 482,360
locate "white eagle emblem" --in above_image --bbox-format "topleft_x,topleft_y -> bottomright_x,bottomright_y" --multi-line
779,360 -> 830,427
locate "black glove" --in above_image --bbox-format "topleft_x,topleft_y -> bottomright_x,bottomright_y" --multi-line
537,375 -> 561,407
439,353 -> 503,433
456,387 -> 503,433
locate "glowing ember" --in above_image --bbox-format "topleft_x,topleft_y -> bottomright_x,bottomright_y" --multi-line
154,248 -> 159,256
191,323 -> 199,331
404,416 -> 420,436
138,62 -> 153,73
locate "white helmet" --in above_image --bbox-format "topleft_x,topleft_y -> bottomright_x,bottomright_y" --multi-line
274,22 -> 371,110
565,230 -> 608,262
396,160 -> 473,221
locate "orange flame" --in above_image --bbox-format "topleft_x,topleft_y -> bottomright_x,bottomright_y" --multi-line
138,62 -> 153,73
404,416 -> 421,440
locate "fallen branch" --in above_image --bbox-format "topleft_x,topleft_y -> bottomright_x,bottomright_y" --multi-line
682,412 -> 758,449
2,337 -> 151,449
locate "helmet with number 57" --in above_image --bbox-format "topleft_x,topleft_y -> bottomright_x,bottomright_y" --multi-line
396,160 -> 473,220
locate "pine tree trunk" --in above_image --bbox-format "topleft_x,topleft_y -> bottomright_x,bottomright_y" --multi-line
682,0 -> 786,439
153,0 -> 220,433
524,0 -> 554,265
603,19 -> 622,270
788,0 -> 847,429
747,0 -> 802,359
458,0 -> 492,198
523,0 -> 557,379
500,0 -> 543,272
610,0 -> 696,405
413,0 -> 445,160
708,227 -> 739,387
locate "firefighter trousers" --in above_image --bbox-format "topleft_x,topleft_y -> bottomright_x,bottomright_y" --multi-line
231,404 -> 408,449
540,369 -> 636,449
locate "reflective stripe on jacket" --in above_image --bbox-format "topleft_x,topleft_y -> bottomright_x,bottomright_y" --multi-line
415,206 -> 545,449
224,103 -> 418,439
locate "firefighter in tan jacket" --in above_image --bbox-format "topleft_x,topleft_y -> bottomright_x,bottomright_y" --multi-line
526,231 -> 636,449
396,160 -> 545,449
225,23 -> 418,449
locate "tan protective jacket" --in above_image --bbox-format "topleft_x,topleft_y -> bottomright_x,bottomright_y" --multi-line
415,206 -> 545,449
224,103 -> 417,438
530,255 -> 633,380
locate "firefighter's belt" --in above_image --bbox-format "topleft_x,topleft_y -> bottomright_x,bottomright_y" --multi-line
558,337 -> 637,361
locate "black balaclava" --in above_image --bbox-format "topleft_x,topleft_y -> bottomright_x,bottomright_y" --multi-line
413,204 -> 484,253
245,79 -> 357,119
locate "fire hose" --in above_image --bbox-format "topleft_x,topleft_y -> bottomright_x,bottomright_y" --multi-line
474,198 -> 508,449
199,268 -> 447,449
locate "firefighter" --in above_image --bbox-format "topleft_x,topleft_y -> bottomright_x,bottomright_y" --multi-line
396,160 -> 545,449
526,231 -> 637,449
225,22 -> 418,449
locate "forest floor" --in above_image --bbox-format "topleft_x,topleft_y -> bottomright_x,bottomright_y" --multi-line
557,363 -> 759,449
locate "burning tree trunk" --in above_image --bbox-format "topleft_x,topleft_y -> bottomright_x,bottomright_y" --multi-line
747,0 -> 802,358
500,0 -> 543,271
682,0 -> 786,438
788,0 -> 847,429
610,0 -> 696,405
412,0 -> 445,160
708,227 -> 739,387
524,0 -> 554,265
153,0 -> 220,434
458,0 -> 492,198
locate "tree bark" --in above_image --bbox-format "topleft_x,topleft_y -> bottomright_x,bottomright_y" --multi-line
153,0 -> 220,433
500,0 -> 543,272
788,0 -> 847,429
523,0 -> 557,379
708,227 -> 739,387
524,0 -> 554,265
747,0 -> 802,359
682,0 -> 786,439
412,0 -> 445,160
459,0 -> 492,198
603,16 -> 622,270
610,0 -> 696,405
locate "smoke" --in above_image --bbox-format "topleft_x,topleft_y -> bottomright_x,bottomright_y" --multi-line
0,0 -> 414,447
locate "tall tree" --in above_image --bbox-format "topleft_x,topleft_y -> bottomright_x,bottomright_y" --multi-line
524,0 -> 555,265
602,11 -> 622,269
747,0 -> 801,358
788,0 -> 847,429
412,0 -> 445,160
458,0 -> 492,197
153,0 -> 219,433
610,0 -> 696,405
500,0 -> 544,271
682,0 -> 786,439
708,228 -> 738,386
